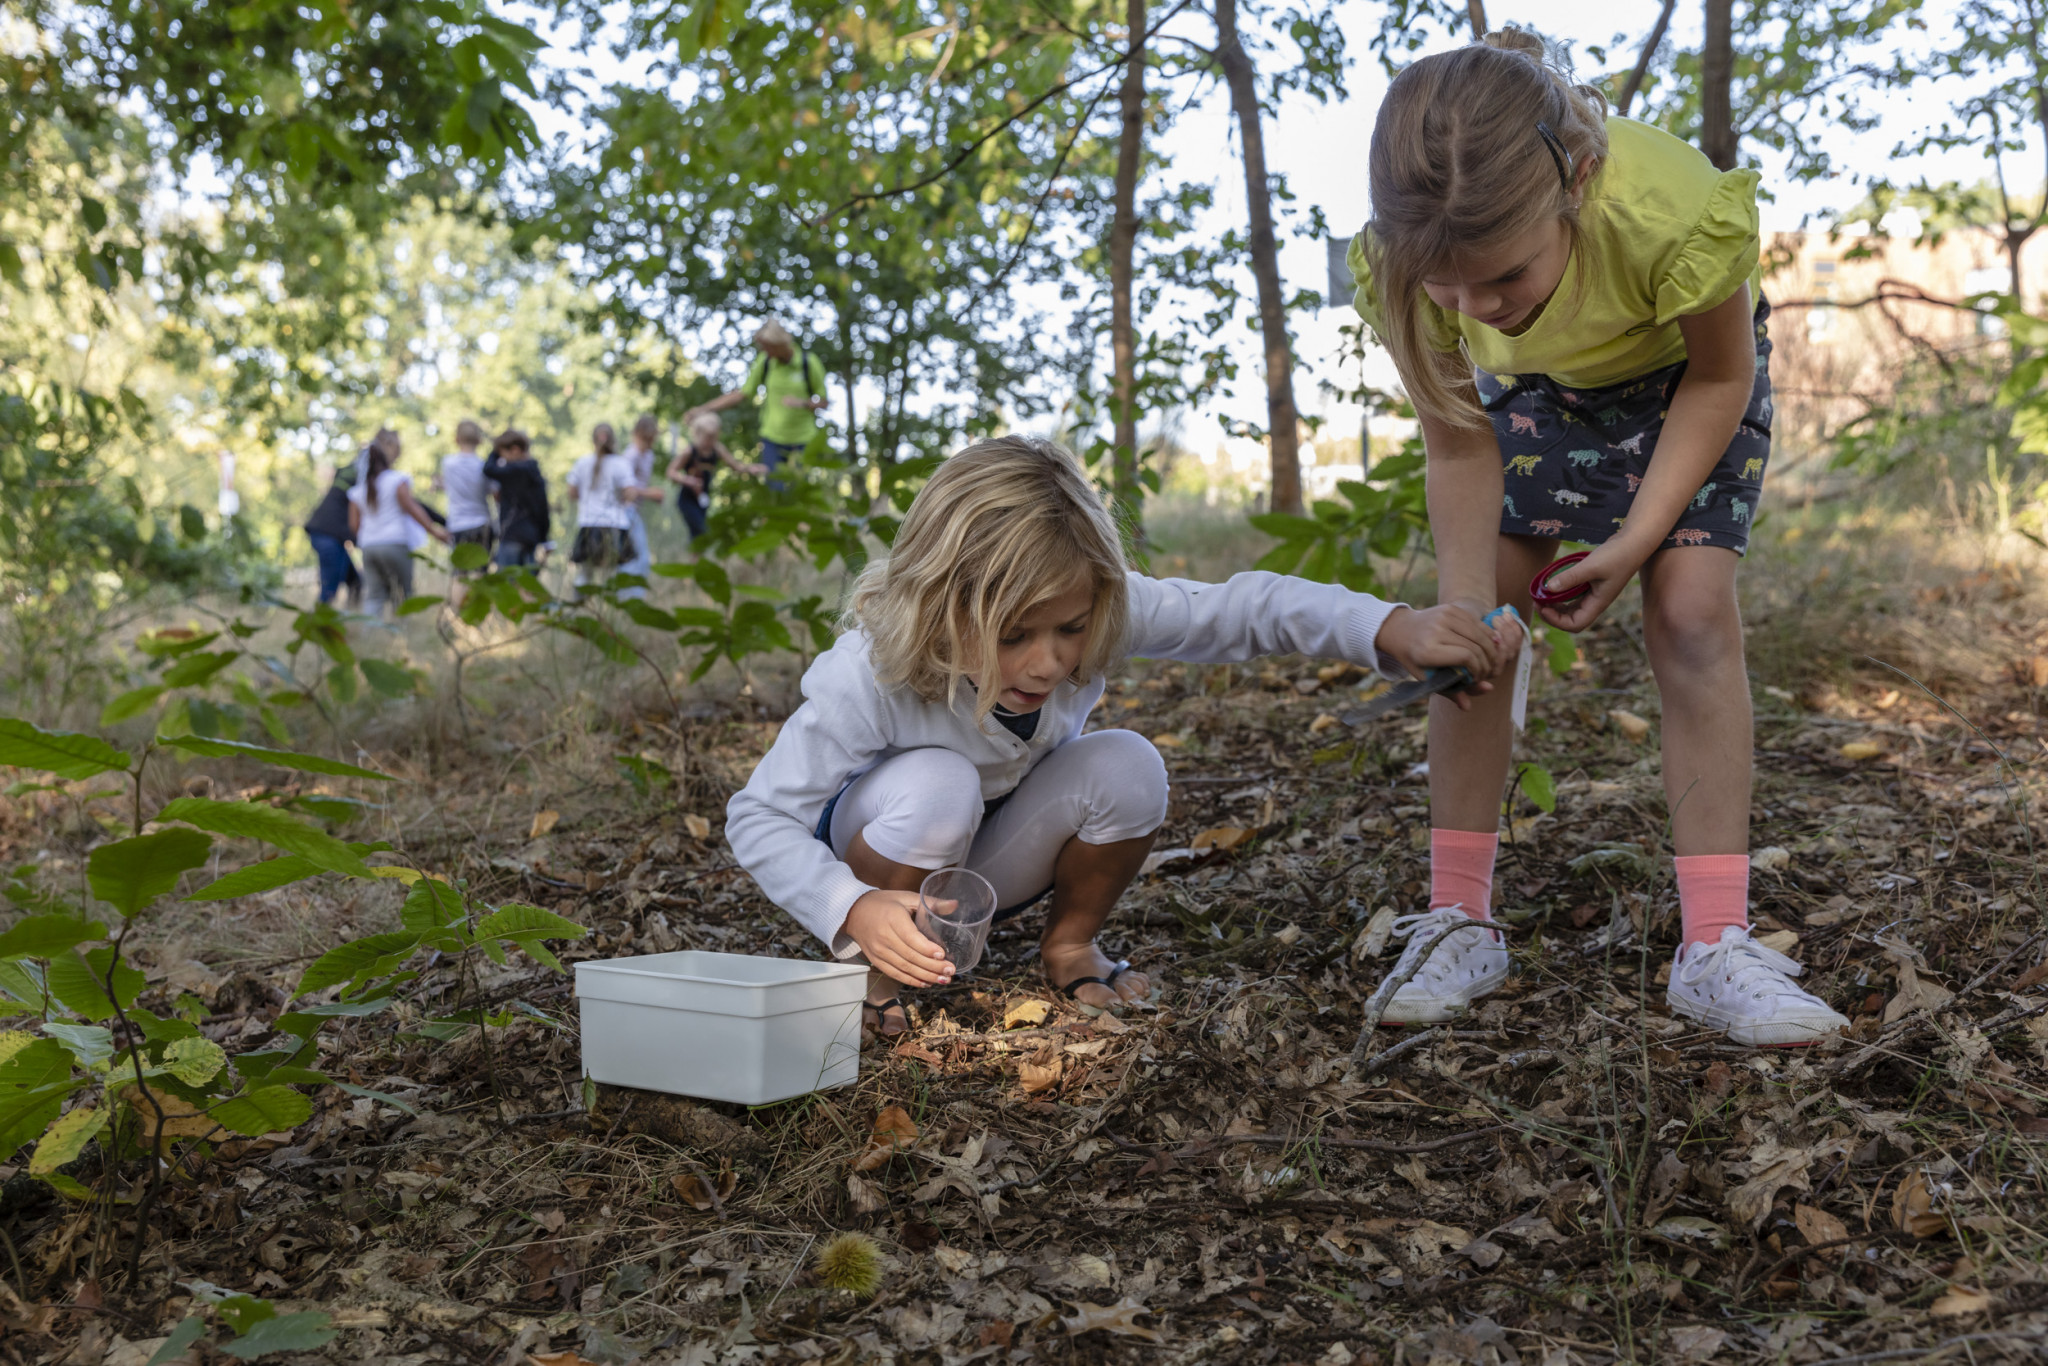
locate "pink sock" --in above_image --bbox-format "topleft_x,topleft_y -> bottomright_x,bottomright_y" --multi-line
1676,854 -> 1751,947
1430,829 -> 1497,921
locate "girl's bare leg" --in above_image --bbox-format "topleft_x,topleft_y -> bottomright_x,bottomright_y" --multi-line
1037,831 -> 1158,1009
1427,534 -> 1557,832
1636,546 -> 1750,854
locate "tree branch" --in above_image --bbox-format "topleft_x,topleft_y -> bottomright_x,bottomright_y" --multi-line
1617,0 -> 1676,117
814,0 -> 1196,226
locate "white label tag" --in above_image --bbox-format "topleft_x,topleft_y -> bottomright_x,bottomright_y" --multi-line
1510,620 -> 1532,732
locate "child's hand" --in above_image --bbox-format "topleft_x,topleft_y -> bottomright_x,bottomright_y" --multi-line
1375,604 -> 1515,703
1534,540 -> 1642,633
844,890 -> 953,987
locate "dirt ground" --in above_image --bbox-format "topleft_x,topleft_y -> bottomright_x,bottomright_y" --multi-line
4,570 -> 2048,1366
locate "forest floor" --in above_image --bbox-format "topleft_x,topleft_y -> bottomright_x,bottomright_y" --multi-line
4,526 -> 2048,1366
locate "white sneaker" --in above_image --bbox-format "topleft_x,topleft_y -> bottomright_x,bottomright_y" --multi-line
1376,906 -> 1510,1024
1666,926 -> 1850,1047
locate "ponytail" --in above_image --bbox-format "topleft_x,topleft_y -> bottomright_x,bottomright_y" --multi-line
364,428 -> 399,509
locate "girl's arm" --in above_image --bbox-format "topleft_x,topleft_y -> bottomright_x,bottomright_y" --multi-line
396,482 -> 453,544
716,441 -> 767,476
1539,284 -> 1754,631
663,451 -> 689,483
348,501 -> 361,538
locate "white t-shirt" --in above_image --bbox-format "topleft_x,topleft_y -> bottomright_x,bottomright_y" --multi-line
440,452 -> 494,533
626,442 -> 657,487
574,454 -> 637,531
348,469 -> 418,548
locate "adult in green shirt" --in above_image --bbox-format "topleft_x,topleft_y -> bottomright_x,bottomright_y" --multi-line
688,321 -> 829,486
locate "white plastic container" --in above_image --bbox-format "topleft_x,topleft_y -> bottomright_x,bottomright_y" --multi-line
575,951 -> 869,1105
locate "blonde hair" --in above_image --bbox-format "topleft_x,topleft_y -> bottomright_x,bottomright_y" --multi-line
847,436 -> 1130,719
1363,28 -> 1609,429
455,419 -> 483,445
688,412 -> 721,444
753,320 -> 794,356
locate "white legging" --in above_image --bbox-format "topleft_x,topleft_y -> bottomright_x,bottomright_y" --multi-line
826,729 -> 1170,913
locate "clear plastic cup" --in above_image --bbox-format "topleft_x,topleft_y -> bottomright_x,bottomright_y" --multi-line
915,867 -> 998,975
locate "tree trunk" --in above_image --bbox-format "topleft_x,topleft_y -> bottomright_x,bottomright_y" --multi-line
1618,0 -> 1677,116
1109,0 -> 1146,544
1700,0 -> 1737,170
1214,0 -> 1304,517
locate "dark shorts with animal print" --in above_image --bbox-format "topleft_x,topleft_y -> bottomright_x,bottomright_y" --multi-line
1481,299 -> 1772,555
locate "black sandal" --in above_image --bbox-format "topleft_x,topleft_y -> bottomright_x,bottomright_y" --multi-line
1053,961 -> 1131,1017
861,998 -> 908,1042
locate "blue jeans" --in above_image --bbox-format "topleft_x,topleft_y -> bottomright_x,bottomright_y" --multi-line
307,532 -> 356,604
760,439 -> 800,493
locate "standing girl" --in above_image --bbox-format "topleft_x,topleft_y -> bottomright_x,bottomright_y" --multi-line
484,428 -> 550,568
347,429 -> 452,617
726,436 -> 1512,1038
1348,31 -> 1845,1046
665,412 -> 765,541
436,418 -> 496,565
567,422 -> 662,596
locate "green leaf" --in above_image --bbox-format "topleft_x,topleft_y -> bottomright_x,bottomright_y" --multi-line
163,735 -> 397,782
39,1171 -> 93,1199
0,718 -> 130,780
29,1104 -> 106,1175
450,541 -> 490,571
399,879 -> 466,936
45,952 -> 117,1020
326,662 -> 358,704
212,1294 -> 276,1336
1546,625 -> 1579,678
220,1310 -> 336,1358
209,1086 -> 314,1137
42,1023 -> 115,1067
328,1081 -> 419,1115
397,594 -> 445,616
161,650 -> 240,688
293,933 -> 420,998
162,1036 -> 227,1087
154,799 -> 370,876
358,659 -> 417,697
0,960 -> 46,1009
286,794 -> 381,823
146,1318 -> 206,1366
185,855 -> 323,902
87,829 -> 214,916
0,913 -> 107,961
100,686 -> 168,725
0,1078 -> 83,1162
475,903 -> 587,943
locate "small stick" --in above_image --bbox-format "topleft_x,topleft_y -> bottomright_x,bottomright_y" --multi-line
1346,920 -> 1500,1076
1208,1120 -> 1511,1154
1353,1025 -> 1445,1078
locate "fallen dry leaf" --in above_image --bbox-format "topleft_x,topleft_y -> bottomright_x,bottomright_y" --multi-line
683,813 -> 711,840
1018,1059 -> 1062,1094
1060,1297 -> 1161,1342
1191,825 -> 1253,853
529,1353 -> 599,1366
1308,712 -> 1338,733
2011,959 -> 2048,993
1795,1203 -> 1849,1246
1756,929 -> 1800,954
845,1173 -> 886,1213
892,1037 -> 944,1066
1752,845 -> 1792,873
1666,1325 -> 1726,1362
529,809 -> 560,839
2025,655 -> 2048,688
1002,999 -> 1051,1029
671,1167 -> 737,1211
1703,1060 -> 1734,1099
1151,732 -> 1186,748
851,1105 -> 919,1172
1892,1170 -> 1947,1237
1929,1286 -> 1993,1316
1608,709 -> 1652,742
1839,740 -> 1883,761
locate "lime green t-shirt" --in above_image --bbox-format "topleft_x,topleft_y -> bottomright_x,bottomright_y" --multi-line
1348,117 -> 1764,390
742,349 -> 830,447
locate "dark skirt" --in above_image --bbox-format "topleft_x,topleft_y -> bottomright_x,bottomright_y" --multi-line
1481,300 -> 1773,554
569,526 -> 633,566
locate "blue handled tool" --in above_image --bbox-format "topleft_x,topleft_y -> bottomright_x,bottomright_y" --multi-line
1338,606 -> 1520,726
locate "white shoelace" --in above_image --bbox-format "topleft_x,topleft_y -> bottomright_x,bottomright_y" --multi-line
1674,930 -> 1814,1001
1388,907 -> 1497,983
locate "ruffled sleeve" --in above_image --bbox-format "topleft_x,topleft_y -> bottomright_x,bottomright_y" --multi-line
1348,231 -> 1462,352
1653,168 -> 1762,325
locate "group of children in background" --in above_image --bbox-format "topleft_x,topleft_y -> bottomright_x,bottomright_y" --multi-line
302,409 -> 759,614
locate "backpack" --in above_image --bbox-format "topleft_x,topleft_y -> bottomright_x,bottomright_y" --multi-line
756,343 -> 819,400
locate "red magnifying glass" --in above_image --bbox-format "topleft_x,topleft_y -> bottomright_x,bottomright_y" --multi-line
1530,551 -> 1592,607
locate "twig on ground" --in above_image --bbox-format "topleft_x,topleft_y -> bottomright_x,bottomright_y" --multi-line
1347,919 -> 1504,1076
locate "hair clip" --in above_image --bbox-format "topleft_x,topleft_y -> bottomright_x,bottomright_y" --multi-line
1535,121 -> 1575,198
